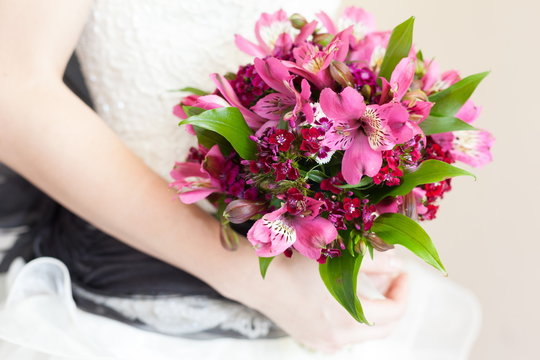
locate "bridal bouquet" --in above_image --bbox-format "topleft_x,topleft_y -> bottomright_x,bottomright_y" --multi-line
170,7 -> 493,323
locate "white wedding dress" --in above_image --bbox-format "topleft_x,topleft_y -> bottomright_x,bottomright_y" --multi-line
0,1 -> 481,359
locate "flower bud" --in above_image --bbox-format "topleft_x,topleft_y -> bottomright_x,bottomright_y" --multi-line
220,223 -> 239,251
313,33 -> 334,47
360,84 -> 372,99
330,61 -> 355,88
289,13 -> 307,29
399,192 -> 418,221
224,199 -> 267,224
365,232 -> 394,252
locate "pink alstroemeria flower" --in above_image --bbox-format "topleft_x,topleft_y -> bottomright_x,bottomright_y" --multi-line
234,9 -> 298,58
320,87 -> 414,184
421,59 -> 461,94
283,27 -> 353,89
247,197 -> 337,259
172,95 -> 200,120
317,7 -> 376,49
210,73 -> 266,130
252,57 -> 312,126
380,57 -> 416,103
169,145 -> 224,204
431,101 -> 494,167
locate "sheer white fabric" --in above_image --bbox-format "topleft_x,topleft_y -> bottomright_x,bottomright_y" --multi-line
0,0 -> 482,358
0,256 -> 481,360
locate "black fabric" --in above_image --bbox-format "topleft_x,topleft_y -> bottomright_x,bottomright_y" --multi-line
0,54 -> 222,300
0,54 -> 286,339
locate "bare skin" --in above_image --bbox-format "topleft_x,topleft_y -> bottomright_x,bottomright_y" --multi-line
0,0 -> 408,352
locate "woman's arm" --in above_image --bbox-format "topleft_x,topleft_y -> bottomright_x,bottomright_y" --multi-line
0,0 -> 408,351
0,0 -> 229,288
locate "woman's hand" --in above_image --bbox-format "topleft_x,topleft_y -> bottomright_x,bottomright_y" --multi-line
222,247 -> 409,353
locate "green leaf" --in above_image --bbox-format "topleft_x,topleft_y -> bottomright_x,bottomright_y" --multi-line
378,17 -> 415,81
179,107 -> 257,160
259,257 -> 274,279
416,50 -> 424,62
429,71 -> 489,117
183,106 -> 205,116
319,252 -> 369,324
420,115 -> 477,135
371,213 -> 446,274
305,169 -> 327,183
174,87 -> 209,96
369,160 -> 475,204
193,126 -> 233,155
338,177 -> 373,189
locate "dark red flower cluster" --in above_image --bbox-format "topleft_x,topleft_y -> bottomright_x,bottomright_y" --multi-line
424,136 -> 455,164
419,179 -> 452,220
416,136 -> 456,220
313,190 -> 376,233
228,64 -> 271,108
373,135 -> 425,186
373,153 -> 403,186
245,127 -> 299,183
320,173 -> 345,194
349,65 -> 377,90
299,127 -> 324,155
268,129 -> 295,151
283,188 -> 308,215
186,145 -> 207,163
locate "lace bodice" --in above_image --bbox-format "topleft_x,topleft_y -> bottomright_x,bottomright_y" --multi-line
76,0 -> 339,180
74,0 -> 339,338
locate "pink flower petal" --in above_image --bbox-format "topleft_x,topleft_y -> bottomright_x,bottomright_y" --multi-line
422,59 -> 440,92
333,27 -> 353,62
234,34 -> 267,57
390,57 -> 416,101
342,7 -> 376,42
292,217 -> 337,260
451,130 -> 494,167
173,104 -> 186,119
178,189 -> 218,204
315,11 -> 337,34
456,100 -> 481,124
295,20 -> 318,45
252,93 -> 295,120
254,57 -> 292,94
342,134 -> 383,184
348,31 -> 390,64
210,73 -> 266,129
320,87 -> 365,123
377,102 -> 414,145
255,10 -> 291,55
247,207 -> 296,257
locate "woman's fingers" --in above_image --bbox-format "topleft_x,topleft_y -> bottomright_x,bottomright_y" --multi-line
361,273 -> 409,325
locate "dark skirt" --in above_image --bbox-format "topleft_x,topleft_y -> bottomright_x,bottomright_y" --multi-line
0,55 -> 282,339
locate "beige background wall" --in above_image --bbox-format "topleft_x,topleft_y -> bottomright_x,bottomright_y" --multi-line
339,0 -> 540,359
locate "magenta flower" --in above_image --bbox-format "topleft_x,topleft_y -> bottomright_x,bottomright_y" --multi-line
380,57 -> 416,103
252,57 -> 312,124
317,7 -> 376,49
421,59 -> 461,94
431,101 -> 494,167
320,87 -> 414,184
234,9 -> 296,58
247,193 -> 337,260
348,31 -> 390,67
169,145 -> 225,204
210,73 -> 266,129
283,27 -> 352,89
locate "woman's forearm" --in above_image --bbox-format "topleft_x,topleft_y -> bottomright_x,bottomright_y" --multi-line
0,77 -> 261,297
